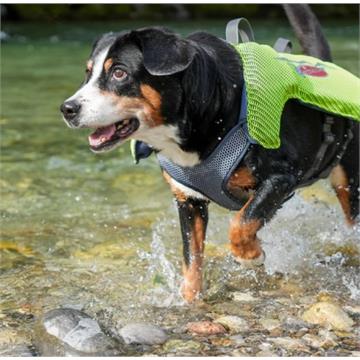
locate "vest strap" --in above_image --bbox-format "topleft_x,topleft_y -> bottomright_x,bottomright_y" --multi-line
273,37 -> 292,53
226,18 -> 255,45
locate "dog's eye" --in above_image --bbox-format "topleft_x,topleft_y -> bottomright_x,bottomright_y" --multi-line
113,68 -> 127,81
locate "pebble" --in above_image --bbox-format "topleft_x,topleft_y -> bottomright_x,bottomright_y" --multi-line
186,321 -> 226,336
270,337 -> 309,353
256,349 -> 277,356
229,334 -> 245,346
162,339 -> 202,354
260,318 -> 281,331
282,316 -> 309,331
214,316 -> 248,333
344,305 -> 360,317
0,344 -> 35,356
35,308 -> 123,356
119,323 -> 168,345
302,334 -> 323,348
232,291 -> 257,302
302,302 -> 354,331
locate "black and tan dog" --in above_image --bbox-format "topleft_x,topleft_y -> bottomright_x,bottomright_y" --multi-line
61,5 -> 359,302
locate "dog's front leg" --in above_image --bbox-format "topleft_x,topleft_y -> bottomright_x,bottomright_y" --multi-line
162,171 -> 209,302
176,197 -> 209,303
229,175 -> 296,267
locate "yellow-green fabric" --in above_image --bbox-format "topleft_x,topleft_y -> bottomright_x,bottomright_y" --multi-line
235,42 -> 360,148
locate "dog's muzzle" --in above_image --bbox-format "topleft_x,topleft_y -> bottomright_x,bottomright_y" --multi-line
60,100 -> 81,127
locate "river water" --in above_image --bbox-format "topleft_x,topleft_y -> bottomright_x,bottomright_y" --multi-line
1,19 -> 359,356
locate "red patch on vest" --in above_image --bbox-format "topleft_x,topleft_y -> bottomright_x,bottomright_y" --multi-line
297,65 -> 328,77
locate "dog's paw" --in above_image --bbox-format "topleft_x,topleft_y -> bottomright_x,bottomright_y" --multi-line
180,282 -> 202,304
233,250 -> 265,268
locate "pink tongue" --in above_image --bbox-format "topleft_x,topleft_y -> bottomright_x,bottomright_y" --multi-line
88,124 -> 116,147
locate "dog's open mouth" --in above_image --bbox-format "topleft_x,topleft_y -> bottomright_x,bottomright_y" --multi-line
88,118 -> 139,152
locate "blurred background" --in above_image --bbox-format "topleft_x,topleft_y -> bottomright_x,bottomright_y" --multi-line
1,3 -> 358,21
1,4 -> 359,357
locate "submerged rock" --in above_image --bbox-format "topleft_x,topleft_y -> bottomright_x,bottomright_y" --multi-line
302,333 -> 337,349
162,339 -> 202,354
270,337 -> 309,353
302,302 -> 354,331
229,334 -> 245,346
260,318 -> 281,331
232,291 -> 258,302
35,308 -> 123,356
0,344 -> 35,357
186,321 -> 226,336
214,315 -> 248,333
119,323 -> 168,345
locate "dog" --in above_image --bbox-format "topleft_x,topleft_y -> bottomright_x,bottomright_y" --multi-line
61,4 -> 359,303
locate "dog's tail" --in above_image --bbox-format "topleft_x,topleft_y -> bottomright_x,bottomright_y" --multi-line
283,4 -> 332,61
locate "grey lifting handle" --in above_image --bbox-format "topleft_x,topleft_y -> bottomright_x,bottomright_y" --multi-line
226,17 -> 292,54
226,18 -> 255,44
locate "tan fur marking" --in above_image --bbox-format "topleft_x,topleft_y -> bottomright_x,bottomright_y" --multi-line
162,171 -> 188,202
182,211 -> 206,303
103,88 -> 163,128
330,164 -> 354,225
229,197 -> 263,259
86,60 -> 93,73
104,58 -> 113,73
227,166 -> 256,190
140,84 -> 164,126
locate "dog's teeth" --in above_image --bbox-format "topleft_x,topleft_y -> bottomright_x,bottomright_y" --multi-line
100,136 -> 106,143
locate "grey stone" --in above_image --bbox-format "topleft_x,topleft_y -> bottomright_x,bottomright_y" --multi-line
214,315 -> 249,333
119,323 -> 168,345
0,344 -> 35,357
229,334 -> 245,346
35,308 -> 123,356
162,339 -> 202,354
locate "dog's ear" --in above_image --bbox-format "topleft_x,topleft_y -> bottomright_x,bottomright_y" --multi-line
131,27 -> 196,76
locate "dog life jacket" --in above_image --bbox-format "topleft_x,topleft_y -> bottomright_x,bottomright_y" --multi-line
235,42 -> 360,148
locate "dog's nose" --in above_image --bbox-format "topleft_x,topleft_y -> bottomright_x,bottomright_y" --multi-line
60,100 -> 81,122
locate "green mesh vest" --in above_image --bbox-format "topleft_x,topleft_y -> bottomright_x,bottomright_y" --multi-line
235,42 -> 360,149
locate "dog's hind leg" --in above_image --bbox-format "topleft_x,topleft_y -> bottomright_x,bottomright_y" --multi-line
229,174 -> 296,267
330,123 -> 359,225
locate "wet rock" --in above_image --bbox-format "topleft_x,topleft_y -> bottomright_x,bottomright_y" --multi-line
186,321 -> 226,336
260,318 -> 281,331
302,302 -> 354,331
119,323 -> 168,345
203,283 -> 231,303
302,334 -> 323,348
256,350 -> 277,356
270,337 -> 309,352
302,333 -> 337,349
257,344 -> 276,357
282,316 -> 310,331
162,339 -> 202,354
214,316 -> 248,333
344,305 -> 360,317
210,337 -> 233,347
0,344 -> 35,356
35,308 -> 123,356
232,291 -> 257,302
229,334 -> 245,346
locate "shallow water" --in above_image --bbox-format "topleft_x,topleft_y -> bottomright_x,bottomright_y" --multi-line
1,20 -> 359,356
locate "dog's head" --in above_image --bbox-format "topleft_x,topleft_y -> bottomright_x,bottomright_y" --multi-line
60,27 -> 197,156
